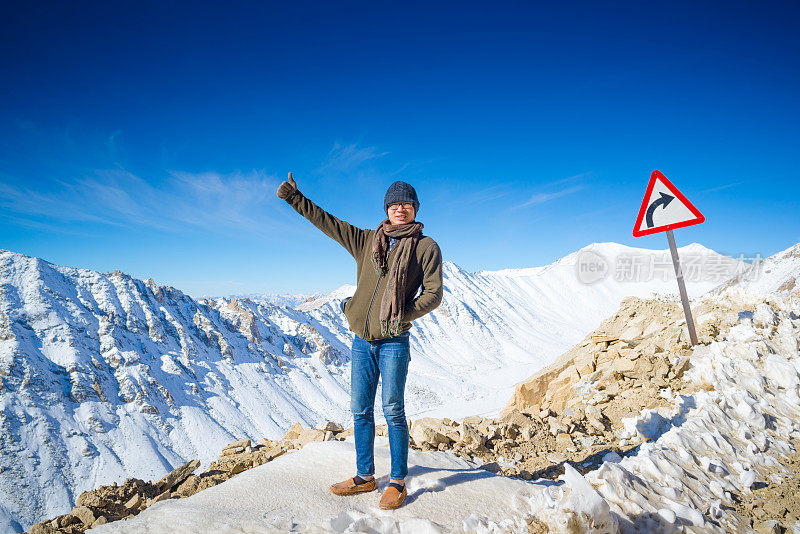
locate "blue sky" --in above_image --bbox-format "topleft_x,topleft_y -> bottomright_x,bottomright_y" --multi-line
1,2 -> 798,296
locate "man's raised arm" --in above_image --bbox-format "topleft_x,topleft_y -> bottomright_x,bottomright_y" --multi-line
277,172 -> 367,258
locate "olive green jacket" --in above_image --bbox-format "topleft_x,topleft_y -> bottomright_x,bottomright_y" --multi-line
285,189 -> 443,341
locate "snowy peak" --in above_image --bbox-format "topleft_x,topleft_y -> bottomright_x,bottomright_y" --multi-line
571,241 -> 721,261
713,240 -> 800,296
438,260 -> 468,283
226,292 -> 321,309
477,241 -> 732,278
294,284 -> 356,312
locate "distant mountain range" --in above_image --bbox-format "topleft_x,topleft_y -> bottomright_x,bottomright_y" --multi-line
0,241 -> 753,531
225,292 -> 321,309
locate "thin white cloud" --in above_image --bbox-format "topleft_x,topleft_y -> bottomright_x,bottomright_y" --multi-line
700,181 -> 742,194
310,141 -> 414,194
434,183 -> 514,207
105,130 -> 122,153
464,184 -> 514,203
0,177 -> 117,226
0,169 -> 295,238
512,185 -> 584,209
315,142 -> 389,176
0,139 -> 410,239
539,172 -> 593,188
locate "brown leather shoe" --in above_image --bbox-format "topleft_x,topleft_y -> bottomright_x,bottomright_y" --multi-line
379,482 -> 407,509
329,476 -> 376,496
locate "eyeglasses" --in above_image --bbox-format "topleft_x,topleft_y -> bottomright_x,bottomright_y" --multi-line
388,203 -> 414,211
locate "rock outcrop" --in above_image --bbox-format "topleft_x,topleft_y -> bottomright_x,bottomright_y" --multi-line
26,421 -> 349,533
503,295 -> 746,416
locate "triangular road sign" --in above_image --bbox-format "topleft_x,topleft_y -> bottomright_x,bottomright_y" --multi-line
633,170 -> 705,237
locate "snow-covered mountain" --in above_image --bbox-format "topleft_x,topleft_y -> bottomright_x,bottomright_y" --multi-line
712,241 -> 800,296
227,292 -> 321,309
0,242 -> 743,531
296,242 -> 745,420
0,258 -> 351,533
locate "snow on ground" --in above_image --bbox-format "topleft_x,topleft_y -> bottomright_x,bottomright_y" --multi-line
95,437 -> 537,534
95,287 -> 800,533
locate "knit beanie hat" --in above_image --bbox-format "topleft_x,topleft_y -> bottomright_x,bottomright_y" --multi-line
384,181 -> 419,214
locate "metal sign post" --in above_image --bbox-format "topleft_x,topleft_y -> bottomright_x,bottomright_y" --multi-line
633,170 -> 705,346
666,229 -> 699,345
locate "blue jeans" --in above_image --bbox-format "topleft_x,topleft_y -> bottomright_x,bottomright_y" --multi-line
350,332 -> 411,480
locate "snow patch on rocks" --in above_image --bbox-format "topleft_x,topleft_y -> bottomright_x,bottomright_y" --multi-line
526,288 -> 800,532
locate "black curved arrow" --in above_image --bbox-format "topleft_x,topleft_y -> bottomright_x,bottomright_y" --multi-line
645,192 -> 675,227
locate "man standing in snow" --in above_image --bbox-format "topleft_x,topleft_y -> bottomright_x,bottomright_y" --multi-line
277,173 -> 443,510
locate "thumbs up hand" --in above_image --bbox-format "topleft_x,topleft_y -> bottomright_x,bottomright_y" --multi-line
277,172 -> 298,199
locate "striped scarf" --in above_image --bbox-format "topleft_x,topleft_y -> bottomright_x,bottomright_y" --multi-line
372,218 -> 423,337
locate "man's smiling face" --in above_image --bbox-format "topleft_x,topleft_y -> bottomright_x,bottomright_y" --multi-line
387,202 -> 416,225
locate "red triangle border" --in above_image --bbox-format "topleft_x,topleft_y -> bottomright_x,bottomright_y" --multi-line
632,170 -> 705,237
